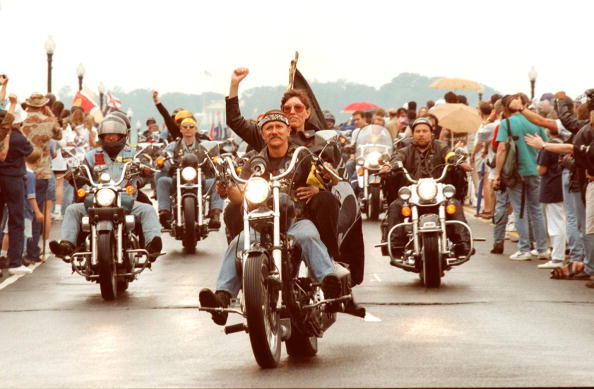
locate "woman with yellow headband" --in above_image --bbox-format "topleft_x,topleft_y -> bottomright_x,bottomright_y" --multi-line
156,116 -> 224,233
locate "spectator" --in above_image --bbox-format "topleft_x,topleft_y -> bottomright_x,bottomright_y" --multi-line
494,94 -> 549,261
535,131 -> 566,269
426,100 -> 435,110
471,101 -> 496,219
386,108 -> 398,139
20,93 -> 61,264
0,103 -> 34,275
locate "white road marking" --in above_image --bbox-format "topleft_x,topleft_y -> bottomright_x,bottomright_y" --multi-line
0,262 -> 42,291
363,312 -> 382,322
372,273 -> 381,282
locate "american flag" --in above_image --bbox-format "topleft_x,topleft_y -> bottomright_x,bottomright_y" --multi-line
107,92 -> 122,110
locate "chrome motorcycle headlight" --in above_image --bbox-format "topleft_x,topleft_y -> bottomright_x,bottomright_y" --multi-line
96,188 -> 116,207
99,173 -> 111,184
417,179 -> 438,202
365,151 -> 382,168
443,184 -> 456,199
181,166 -> 197,182
398,187 -> 412,201
244,177 -> 270,205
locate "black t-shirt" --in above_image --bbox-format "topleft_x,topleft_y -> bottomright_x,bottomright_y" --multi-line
537,149 -> 563,203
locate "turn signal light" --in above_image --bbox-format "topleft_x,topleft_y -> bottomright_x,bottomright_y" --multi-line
236,167 -> 242,174
212,156 -> 220,164
76,188 -> 87,198
357,168 -> 364,176
125,185 -> 135,195
446,203 -> 457,215
401,206 -> 412,217
156,157 -> 165,167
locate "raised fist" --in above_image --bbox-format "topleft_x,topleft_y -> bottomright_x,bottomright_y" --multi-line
8,94 -> 17,104
231,68 -> 249,84
0,75 -> 7,86
152,90 -> 160,105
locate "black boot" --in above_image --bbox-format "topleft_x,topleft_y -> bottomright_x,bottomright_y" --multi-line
49,240 -> 76,258
159,210 -> 171,229
208,209 -> 222,230
322,263 -> 351,299
146,237 -> 162,262
490,240 -> 504,254
199,288 -> 230,326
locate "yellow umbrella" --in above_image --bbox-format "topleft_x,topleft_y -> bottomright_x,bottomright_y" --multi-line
429,103 -> 481,134
429,78 -> 482,91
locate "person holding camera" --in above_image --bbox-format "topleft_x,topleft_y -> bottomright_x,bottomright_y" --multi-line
493,95 -> 549,262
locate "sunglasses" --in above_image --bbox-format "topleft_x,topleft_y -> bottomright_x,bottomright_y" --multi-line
181,125 -> 196,129
282,104 -> 306,114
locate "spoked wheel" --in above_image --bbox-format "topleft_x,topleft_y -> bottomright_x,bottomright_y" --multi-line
422,233 -> 441,288
244,253 -> 281,368
368,186 -> 381,221
182,196 -> 197,254
97,232 -> 117,301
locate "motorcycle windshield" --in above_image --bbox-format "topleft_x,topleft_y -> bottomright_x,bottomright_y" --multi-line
355,125 -> 393,159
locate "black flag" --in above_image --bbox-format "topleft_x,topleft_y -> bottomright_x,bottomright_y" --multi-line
293,68 -> 326,131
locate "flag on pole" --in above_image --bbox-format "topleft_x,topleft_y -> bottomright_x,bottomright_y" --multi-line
72,88 -> 104,123
209,122 -> 216,140
106,92 -> 122,110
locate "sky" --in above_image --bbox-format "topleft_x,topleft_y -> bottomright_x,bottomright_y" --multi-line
1,0 -> 593,103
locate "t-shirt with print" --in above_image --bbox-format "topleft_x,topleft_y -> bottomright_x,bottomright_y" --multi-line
537,148 -> 562,203
495,114 -> 548,177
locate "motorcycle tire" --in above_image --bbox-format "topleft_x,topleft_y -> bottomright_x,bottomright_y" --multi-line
368,186 -> 381,221
182,196 -> 197,254
97,232 -> 117,301
244,253 -> 281,368
285,326 -> 318,357
422,233 -> 441,288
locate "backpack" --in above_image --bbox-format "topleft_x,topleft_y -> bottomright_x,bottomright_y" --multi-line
501,118 -> 523,188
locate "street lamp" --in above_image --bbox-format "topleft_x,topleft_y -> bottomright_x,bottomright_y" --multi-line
76,63 -> 85,91
528,66 -> 538,101
44,36 -> 56,93
98,82 -> 105,111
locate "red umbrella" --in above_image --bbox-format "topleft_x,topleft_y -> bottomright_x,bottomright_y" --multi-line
341,102 -> 380,113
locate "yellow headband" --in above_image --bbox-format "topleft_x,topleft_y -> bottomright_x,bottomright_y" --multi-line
181,118 -> 197,127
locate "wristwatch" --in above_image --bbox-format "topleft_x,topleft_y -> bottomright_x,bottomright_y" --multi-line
542,143 -> 547,151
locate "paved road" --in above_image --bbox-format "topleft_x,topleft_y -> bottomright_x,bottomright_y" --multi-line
0,211 -> 592,388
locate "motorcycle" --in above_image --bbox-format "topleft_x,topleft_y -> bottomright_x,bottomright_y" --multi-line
377,152 -> 475,288
200,146 -> 362,369
156,141 -> 220,253
354,124 -> 393,220
62,147 -> 162,300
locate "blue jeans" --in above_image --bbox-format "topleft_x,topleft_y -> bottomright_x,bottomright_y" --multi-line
0,175 -> 25,267
156,176 -> 223,212
493,189 -> 509,243
61,202 -> 161,245
506,176 -> 547,253
216,219 -> 335,297
27,178 -> 48,260
61,180 -> 74,215
562,170 -> 585,262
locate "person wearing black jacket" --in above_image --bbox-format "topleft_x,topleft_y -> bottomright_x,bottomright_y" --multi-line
151,90 -> 210,142
0,112 -> 34,275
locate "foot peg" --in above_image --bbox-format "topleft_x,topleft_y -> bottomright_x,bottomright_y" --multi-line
224,323 -> 248,335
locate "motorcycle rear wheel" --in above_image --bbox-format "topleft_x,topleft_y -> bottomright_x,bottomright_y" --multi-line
98,232 -> 117,300
182,196 -> 197,254
244,253 -> 281,368
422,233 -> 441,288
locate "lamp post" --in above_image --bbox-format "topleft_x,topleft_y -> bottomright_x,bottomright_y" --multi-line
478,85 -> 484,103
98,82 -> 105,111
528,66 -> 538,101
127,108 -> 136,145
76,63 -> 85,91
44,36 -> 56,93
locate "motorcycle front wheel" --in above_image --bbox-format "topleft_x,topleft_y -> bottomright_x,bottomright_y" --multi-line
422,233 -> 441,288
97,232 -> 117,300
244,253 -> 281,368
368,186 -> 381,221
182,196 -> 197,253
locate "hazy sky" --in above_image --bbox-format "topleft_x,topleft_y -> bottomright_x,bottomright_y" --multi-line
1,0 -> 593,102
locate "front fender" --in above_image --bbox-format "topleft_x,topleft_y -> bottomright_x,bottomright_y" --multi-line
96,220 -> 113,232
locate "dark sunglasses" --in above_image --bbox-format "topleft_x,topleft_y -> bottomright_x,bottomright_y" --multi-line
282,104 -> 305,114
181,125 -> 196,129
